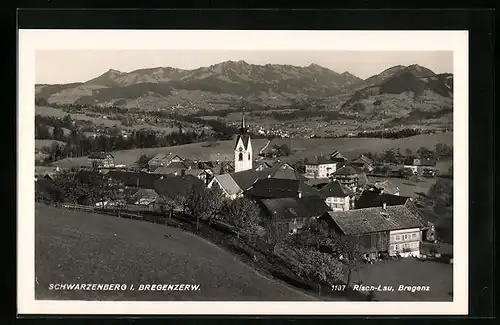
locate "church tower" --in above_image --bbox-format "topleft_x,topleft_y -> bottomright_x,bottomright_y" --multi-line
234,112 -> 252,172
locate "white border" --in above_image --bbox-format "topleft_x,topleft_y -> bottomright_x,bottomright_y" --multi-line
18,30 -> 469,315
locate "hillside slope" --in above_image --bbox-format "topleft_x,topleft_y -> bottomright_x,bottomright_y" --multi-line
35,203 -> 317,301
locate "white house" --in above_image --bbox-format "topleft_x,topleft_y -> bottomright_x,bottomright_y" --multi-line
318,180 -> 353,211
305,157 -> 337,179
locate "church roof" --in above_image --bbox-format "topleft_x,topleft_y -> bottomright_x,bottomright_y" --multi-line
235,134 -> 251,151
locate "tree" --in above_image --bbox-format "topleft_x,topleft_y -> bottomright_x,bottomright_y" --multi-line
188,186 -> 226,229
404,148 -> 413,156
222,197 -> 262,241
330,232 -> 363,290
417,146 -> 434,159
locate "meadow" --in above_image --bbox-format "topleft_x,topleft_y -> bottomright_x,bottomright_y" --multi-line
35,203 -> 317,301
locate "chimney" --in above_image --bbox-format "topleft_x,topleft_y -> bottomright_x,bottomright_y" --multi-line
382,202 -> 387,209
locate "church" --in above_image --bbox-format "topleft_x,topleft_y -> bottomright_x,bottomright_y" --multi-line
234,113 -> 253,172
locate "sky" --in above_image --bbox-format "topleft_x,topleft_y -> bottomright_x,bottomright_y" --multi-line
36,50 -> 453,84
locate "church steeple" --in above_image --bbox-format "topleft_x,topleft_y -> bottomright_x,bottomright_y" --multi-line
239,111 -> 247,134
234,109 -> 252,173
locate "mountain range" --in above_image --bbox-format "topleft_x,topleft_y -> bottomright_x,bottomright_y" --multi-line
35,61 -> 453,115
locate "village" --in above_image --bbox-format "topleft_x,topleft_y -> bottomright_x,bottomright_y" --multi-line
35,112 -> 453,301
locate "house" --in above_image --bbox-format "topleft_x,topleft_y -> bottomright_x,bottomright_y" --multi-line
330,151 -> 348,164
154,175 -> 205,213
370,180 -> 400,196
35,166 -> 60,181
147,152 -> 175,170
355,190 -> 410,209
208,173 -> 244,200
88,152 -> 115,169
261,196 -> 331,236
403,157 -> 437,174
217,161 -> 235,174
350,155 -> 373,172
318,180 -> 354,211
125,188 -> 161,212
330,165 -> 368,191
185,168 -> 214,185
321,201 -> 427,259
208,166 -> 307,200
245,178 -> 319,200
304,156 -> 337,179
255,161 -> 273,171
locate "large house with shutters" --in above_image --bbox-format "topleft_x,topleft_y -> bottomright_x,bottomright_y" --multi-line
88,152 -> 115,169
304,156 -> 337,179
321,201 -> 427,259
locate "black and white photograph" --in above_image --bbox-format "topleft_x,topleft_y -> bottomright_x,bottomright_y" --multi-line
18,30 -> 469,315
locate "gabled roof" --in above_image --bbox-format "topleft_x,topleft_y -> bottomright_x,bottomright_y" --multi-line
126,188 -> 160,205
245,178 -> 300,199
148,152 -> 173,163
373,180 -> 400,195
319,180 -> 350,198
351,155 -> 373,165
306,156 -> 334,165
211,174 -> 242,196
330,151 -> 347,161
271,167 -> 308,181
332,165 -> 360,176
261,196 -> 330,220
229,169 -> 269,191
326,205 -> 426,235
355,190 -> 410,209
153,175 -> 205,200
235,134 -> 251,151
165,161 -> 190,169
88,152 -> 114,159
185,168 -> 208,177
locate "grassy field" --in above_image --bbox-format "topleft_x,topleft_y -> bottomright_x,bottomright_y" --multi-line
52,132 -> 452,168
35,106 -> 69,117
349,258 -> 453,301
35,203 -> 316,301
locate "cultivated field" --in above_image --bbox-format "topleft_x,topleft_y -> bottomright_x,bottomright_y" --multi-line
349,258 -> 453,301
35,203 -> 317,301
52,132 -> 453,168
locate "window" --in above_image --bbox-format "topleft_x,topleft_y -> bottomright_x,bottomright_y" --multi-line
248,153 -> 251,160
395,235 -> 401,241
411,233 -> 417,239
404,243 -> 409,248
238,153 -> 243,161
395,245 -> 399,250
403,234 -> 408,240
